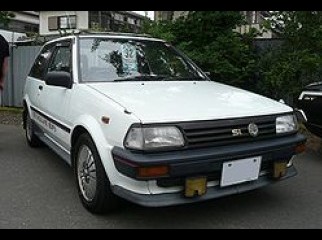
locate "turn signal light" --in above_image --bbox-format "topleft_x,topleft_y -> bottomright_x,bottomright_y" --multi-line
101,116 -> 110,124
137,165 -> 169,178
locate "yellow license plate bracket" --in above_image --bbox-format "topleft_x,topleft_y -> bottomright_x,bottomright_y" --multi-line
185,177 -> 207,198
273,162 -> 287,179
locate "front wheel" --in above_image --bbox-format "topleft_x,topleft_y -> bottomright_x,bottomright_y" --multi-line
74,133 -> 119,214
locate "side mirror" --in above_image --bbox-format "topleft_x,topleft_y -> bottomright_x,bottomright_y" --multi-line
45,71 -> 73,89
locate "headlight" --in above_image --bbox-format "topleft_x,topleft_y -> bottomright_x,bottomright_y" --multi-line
124,126 -> 185,150
276,114 -> 298,134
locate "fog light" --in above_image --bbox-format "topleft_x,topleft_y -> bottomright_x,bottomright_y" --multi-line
137,165 -> 169,178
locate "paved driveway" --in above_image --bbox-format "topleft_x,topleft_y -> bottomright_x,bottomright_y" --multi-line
0,124 -> 321,229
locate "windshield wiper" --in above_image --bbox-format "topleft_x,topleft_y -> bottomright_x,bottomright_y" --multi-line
113,75 -> 205,82
113,75 -> 168,82
158,76 -> 205,81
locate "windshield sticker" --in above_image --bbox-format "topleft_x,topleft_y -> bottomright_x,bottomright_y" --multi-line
121,43 -> 138,74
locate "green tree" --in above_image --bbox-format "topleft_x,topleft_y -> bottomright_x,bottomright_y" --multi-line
0,11 -> 14,27
259,11 -> 322,102
142,11 -> 259,90
141,18 -> 175,41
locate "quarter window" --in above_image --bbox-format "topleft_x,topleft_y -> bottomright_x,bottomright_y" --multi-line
48,45 -> 71,73
29,44 -> 55,80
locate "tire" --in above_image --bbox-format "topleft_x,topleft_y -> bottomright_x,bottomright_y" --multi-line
25,110 -> 42,147
74,133 -> 119,214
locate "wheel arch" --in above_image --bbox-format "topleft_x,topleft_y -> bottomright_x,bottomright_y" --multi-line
22,100 -> 28,129
70,115 -> 112,171
70,125 -> 89,167
22,97 -> 33,130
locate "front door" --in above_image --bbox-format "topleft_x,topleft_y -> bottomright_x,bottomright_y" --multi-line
38,40 -> 74,151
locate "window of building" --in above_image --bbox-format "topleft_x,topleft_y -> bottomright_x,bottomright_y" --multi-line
48,15 -> 77,31
123,16 -> 128,22
113,13 -> 121,21
48,16 -> 58,30
89,11 -> 112,31
246,11 -> 259,24
59,15 -> 77,29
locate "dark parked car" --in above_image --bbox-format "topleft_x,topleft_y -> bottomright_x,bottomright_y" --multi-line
297,82 -> 322,137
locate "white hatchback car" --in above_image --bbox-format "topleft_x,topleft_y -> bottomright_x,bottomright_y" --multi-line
23,33 -> 306,213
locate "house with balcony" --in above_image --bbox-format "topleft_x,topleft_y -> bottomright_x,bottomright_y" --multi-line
0,11 -> 39,33
0,11 -> 39,42
39,11 -> 146,36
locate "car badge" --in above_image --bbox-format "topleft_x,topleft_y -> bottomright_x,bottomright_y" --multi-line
248,123 -> 259,137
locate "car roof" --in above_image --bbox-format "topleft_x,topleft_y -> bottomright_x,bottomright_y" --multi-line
45,32 -> 165,46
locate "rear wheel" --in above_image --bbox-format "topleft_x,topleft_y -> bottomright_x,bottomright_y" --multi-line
74,133 -> 119,214
25,110 -> 42,147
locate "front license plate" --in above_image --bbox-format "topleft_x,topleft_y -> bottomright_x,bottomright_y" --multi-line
220,157 -> 262,187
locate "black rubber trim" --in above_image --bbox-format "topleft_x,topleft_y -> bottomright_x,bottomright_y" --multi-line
111,166 -> 297,207
112,133 -> 306,180
113,134 -> 306,166
30,106 -> 71,133
123,112 -> 295,153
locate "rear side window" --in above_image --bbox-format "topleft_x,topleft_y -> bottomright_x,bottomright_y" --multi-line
29,43 -> 55,80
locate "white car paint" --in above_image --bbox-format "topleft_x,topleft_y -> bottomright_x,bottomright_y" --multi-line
89,81 -> 292,123
23,34 -> 297,202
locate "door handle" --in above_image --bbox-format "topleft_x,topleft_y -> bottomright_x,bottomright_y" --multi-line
39,85 -> 43,90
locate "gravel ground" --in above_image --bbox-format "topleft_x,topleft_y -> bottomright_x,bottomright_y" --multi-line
305,131 -> 322,154
0,111 -> 22,126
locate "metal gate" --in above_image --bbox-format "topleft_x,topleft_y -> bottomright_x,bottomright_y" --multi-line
2,45 -> 41,107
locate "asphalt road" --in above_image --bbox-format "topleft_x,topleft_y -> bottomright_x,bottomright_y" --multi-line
0,124 -> 321,229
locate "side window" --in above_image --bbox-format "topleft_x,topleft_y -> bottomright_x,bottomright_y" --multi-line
48,44 -> 72,73
29,44 -> 55,80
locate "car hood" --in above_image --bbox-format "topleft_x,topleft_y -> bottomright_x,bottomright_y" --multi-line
88,81 -> 293,123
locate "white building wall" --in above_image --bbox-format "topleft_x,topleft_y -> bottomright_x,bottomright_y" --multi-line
0,29 -> 26,43
12,11 -> 39,25
40,11 -> 89,35
235,24 -> 273,39
172,11 -> 188,20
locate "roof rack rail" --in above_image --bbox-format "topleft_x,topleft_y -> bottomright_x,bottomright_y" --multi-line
76,30 -> 153,38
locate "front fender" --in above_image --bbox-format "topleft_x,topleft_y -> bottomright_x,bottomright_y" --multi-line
71,114 -> 120,184
72,114 -> 111,154
70,114 -> 150,192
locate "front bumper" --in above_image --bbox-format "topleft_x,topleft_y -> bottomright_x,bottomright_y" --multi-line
111,133 -> 306,207
111,166 -> 297,207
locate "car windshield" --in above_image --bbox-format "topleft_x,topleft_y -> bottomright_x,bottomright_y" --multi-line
79,37 -> 206,82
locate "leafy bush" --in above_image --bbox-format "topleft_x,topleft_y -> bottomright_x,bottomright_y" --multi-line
143,11 -> 322,105
142,11 -> 259,91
